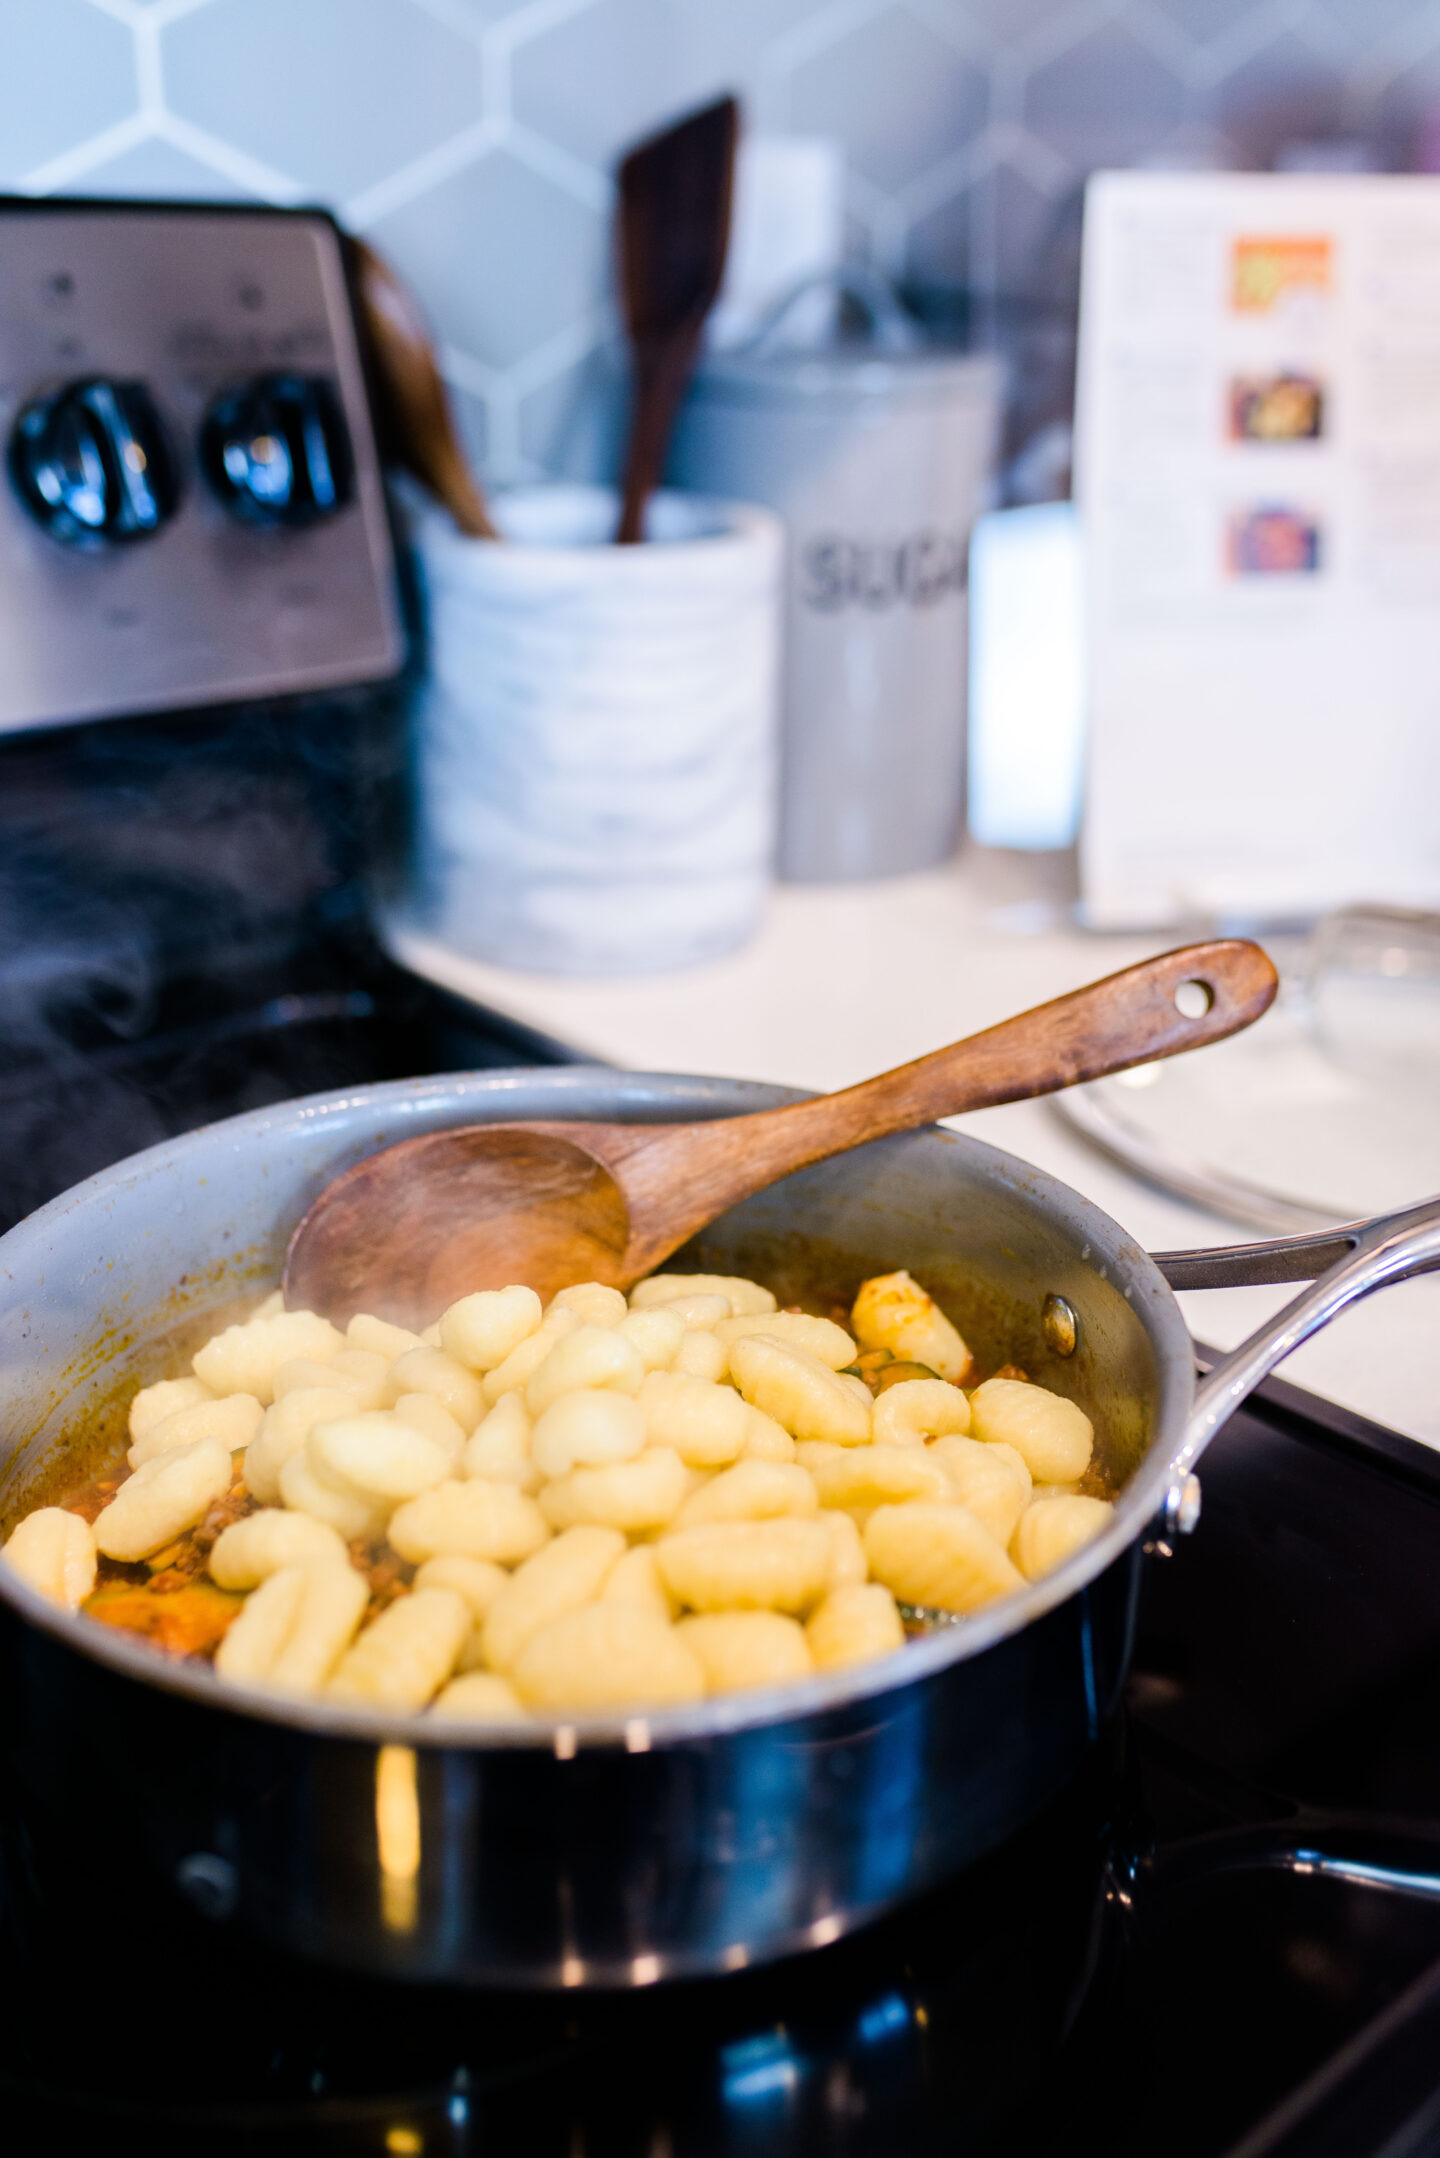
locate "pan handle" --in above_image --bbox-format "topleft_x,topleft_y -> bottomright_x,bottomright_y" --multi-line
1153,1214 -> 1440,1290
1169,1194 -> 1440,1480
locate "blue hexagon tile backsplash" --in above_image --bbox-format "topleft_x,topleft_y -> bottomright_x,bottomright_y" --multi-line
8,0 -> 1440,480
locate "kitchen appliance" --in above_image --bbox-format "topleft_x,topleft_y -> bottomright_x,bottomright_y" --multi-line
669,272 -> 999,882
0,1066 -> 1435,1995
0,197 -> 402,733
0,196 -> 569,1234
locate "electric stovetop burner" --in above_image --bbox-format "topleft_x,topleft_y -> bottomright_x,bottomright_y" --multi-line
4,1328 -> 1440,2154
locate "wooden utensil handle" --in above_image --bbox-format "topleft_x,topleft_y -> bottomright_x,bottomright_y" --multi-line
621,940 -> 1279,1262
615,325 -> 705,544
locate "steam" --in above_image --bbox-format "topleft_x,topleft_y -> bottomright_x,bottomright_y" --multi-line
0,690 -> 404,1232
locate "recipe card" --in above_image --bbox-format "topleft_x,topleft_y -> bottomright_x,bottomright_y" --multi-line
1076,172 -> 1440,928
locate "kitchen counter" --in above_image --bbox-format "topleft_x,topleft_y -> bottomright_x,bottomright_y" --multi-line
382,851 -> 1440,1448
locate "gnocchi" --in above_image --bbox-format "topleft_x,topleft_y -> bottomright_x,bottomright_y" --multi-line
549,1280 -> 629,1329
677,1610 -> 813,1691
308,1411 -> 455,1507
673,1458 -> 820,1529
272,1351 -> 388,1413
656,1518 -> 834,1615
728,1336 -> 872,1448
19,1259 -> 1122,1724
968,1378 -> 1093,1484
209,1508 -> 348,1588
599,1542 -> 676,1621
1,1507 -> 96,1609
1011,1494 -> 1113,1580
126,1390 -> 263,1470
863,1502 -> 1024,1615
431,1671 -> 528,1722
928,1436 -> 1032,1548
279,1449 -> 388,1543
671,1329 -> 729,1383
481,1305 -> 581,1404
629,1274 -> 776,1317
438,1284 -> 543,1373
94,1434 -> 234,1562
388,1479 -> 551,1566
244,1385 -> 361,1506
383,1347 -> 486,1433
525,1325 -> 646,1417
192,1310 -> 343,1405
328,1584 -> 471,1709
462,1392 -> 541,1491
810,1443 -> 953,1520
614,1306 -> 686,1372
639,1370 -> 748,1467
481,1524 -> 625,1673
392,1391 -> 468,1465
713,1311 -> 856,1369
851,1270 -> 971,1384
539,1445 -> 690,1535
806,1583 -> 904,1671
530,1389 -> 645,1479
347,1312 -> 428,1361
215,1557 -> 368,1692
510,1604 -> 706,1710
871,1378 -> 970,1449
128,1376 -> 215,1445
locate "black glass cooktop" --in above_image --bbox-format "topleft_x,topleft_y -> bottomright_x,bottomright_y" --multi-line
3,1355 -> 1440,2155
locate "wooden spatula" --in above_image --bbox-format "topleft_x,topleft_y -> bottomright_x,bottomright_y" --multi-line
613,95 -> 739,544
283,941 -> 1278,1328
352,238 -> 498,540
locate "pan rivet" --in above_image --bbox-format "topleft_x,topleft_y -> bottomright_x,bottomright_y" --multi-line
1042,1294 -> 1078,1357
1164,1475 -> 1202,1537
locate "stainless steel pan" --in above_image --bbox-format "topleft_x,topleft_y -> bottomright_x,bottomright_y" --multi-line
0,1067 -> 1435,1987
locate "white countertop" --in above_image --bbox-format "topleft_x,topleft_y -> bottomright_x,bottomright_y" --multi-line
382,850 -> 1440,1449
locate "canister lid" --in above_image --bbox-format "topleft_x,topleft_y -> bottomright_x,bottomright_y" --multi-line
690,267 -> 995,408
692,344 -> 994,407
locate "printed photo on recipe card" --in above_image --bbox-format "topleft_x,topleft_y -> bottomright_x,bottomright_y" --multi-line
1075,172 -> 1440,929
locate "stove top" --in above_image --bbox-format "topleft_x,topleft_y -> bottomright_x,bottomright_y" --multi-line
3,881 -> 1440,2154
4,1320 -> 1440,2154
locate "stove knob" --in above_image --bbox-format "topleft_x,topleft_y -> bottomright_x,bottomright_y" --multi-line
201,373 -> 354,527
7,378 -> 178,546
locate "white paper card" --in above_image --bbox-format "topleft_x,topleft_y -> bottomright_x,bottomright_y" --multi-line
1076,171 -> 1440,928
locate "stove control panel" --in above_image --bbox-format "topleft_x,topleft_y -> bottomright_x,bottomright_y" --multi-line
0,203 -> 403,733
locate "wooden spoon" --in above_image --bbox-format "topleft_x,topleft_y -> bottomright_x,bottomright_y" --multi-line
613,94 -> 739,545
284,940 -> 1278,1329
351,238 -> 499,540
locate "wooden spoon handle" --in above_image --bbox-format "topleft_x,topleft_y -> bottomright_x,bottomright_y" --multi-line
621,940 -> 1278,1265
353,239 -> 498,540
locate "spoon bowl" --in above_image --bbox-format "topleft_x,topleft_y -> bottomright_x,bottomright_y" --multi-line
286,1126 -> 630,1328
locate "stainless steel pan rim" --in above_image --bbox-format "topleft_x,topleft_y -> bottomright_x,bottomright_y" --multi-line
2,1064 -> 1429,1755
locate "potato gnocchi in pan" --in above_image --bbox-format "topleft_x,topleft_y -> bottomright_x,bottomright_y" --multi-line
1,1266 -> 1115,1720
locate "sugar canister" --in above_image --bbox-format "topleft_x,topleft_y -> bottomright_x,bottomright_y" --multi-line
669,276 -> 999,881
